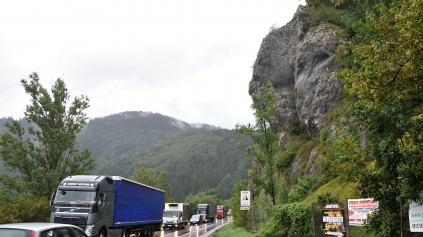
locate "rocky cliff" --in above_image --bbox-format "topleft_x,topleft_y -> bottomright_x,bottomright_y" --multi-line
249,5 -> 346,137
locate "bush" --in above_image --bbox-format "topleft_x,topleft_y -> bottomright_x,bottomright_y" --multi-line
314,192 -> 339,204
310,5 -> 355,36
290,119 -> 307,137
259,203 -> 312,237
0,197 -> 50,224
288,176 -> 323,202
276,144 -> 301,169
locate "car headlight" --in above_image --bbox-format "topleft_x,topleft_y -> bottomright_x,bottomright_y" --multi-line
85,225 -> 94,236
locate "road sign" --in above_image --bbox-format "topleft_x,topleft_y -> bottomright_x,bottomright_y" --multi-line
240,191 -> 250,207
240,206 -> 250,210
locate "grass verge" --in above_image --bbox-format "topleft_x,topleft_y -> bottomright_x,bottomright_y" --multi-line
213,223 -> 257,237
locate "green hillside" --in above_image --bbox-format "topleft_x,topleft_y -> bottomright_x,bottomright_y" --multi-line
0,112 -> 252,202
76,111 -> 192,164
95,128 -> 252,202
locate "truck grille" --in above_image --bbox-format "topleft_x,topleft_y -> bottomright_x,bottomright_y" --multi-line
54,216 -> 87,231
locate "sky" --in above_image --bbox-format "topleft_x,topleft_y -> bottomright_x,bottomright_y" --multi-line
0,0 -> 306,129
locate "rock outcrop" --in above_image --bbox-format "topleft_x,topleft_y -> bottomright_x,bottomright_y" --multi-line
249,5 -> 346,137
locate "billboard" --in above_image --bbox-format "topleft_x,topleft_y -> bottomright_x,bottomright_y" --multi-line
321,203 -> 346,236
409,199 -> 423,232
347,198 -> 379,226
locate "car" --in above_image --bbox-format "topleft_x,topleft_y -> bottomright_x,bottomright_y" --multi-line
189,214 -> 203,226
0,222 -> 88,237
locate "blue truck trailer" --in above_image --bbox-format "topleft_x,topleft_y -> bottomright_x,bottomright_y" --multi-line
50,175 -> 164,237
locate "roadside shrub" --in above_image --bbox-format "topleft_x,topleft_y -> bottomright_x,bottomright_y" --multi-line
314,191 -> 339,204
259,203 -> 313,237
0,197 -> 50,224
288,176 -> 323,202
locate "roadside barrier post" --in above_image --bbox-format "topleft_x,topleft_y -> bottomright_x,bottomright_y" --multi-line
312,202 -> 315,237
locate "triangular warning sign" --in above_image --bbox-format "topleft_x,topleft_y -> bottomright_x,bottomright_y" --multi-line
243,195 -> 249,200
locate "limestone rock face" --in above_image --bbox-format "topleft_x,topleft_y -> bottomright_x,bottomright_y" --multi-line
250,5 -> 346,136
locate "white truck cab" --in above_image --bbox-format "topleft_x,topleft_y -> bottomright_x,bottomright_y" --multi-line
162,203 -> 189,230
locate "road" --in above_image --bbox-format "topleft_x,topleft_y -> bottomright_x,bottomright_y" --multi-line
144,217 -> 232,237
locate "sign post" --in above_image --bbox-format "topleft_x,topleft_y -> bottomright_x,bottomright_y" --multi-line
240,191 -> 250,210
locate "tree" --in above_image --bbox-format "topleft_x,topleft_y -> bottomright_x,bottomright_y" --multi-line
339,0 -> 423,109
129,166 -> 175,203
156,171 -> 175,203
0,72 -> 96,199
130,166 -> 156,186
184,191 -> 219,216
334,1 -> 423,235
229,179 -> 247,227
236,81 -> 279,205
0,197 -> 51,224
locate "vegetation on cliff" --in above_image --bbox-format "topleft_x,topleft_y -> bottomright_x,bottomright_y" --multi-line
232,0 -> 423,236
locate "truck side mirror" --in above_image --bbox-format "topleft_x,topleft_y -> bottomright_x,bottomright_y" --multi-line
180,213 -> 182,217
50,192 -> 56,206
104,194 -> 107,206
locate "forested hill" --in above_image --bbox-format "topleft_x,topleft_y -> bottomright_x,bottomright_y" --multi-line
94,128 -> 252,202
76,111 -> 195,164
0,112 -> 251,202
79,111 -> 251,201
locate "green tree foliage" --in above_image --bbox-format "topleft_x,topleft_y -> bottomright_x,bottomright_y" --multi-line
0,72 -> 95,199
156,170 -> 175,204
236,81 -> 279,205
184,189 -> 221,216
259,203 -> 312,237
0,197 -> 50,224
356,101 -> 423,236
130,166 -> 156,186
229,179 -> 247,227
332,0 -> 423,235
339,0 -> 423,108
322,127 -> 369,180
129,166 -> 175,203
287,175 -> 323,203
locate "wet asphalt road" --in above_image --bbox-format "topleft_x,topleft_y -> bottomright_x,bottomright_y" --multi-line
132,217 -> 232,237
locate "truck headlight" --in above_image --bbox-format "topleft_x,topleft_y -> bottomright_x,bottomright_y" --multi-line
85,225 -> 94,236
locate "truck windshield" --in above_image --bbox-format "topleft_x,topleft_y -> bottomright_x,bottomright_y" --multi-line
163,211 -> 179,217
54,190 -> 97,204
197,209 -> 206,214
217,209 -> 223,212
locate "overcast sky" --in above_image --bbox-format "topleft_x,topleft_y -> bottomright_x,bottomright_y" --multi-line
0,0 -> 306,129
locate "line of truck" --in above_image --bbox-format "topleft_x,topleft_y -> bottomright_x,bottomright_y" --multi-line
50,175 -> 231,237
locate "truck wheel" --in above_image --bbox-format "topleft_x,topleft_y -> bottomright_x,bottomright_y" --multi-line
99,229 -> 106,237
141,226 -> 148,237
121,228 -> 129,237
148,225 -> 153,236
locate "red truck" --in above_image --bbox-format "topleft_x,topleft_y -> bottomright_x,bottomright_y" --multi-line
216,205 -> 228,219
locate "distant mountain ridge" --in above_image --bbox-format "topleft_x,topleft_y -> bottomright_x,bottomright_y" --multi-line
0,112 -> 251,201
77,111 -> 250,201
